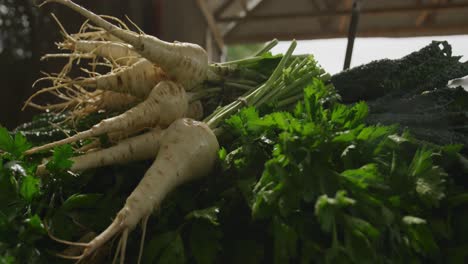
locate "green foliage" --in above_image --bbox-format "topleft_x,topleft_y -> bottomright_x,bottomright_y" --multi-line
0,127 -> 31,159
189,220 -> 222,264
331,41 -> 468,103
0,126 -> 80,263
216,77 -> 466,263
0,130 -> 47,263
45,145 -> 74,172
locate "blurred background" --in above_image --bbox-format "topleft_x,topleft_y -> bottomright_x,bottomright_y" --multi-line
1,0 -> 467,128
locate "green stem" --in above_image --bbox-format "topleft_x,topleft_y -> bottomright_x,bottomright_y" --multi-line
276,94 -> 303,108
256,71 -> 315,107
224,82 -> 255,91
204,40 -> 298,129
217,56 -> 267,66
226,79 -> 260,86
248,41 -> 297,106
253,38 -> 279,56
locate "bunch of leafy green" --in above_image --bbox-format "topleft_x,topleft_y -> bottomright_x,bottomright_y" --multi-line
134,78 -> 466,263
366,86 -> 468,152
331,41 -> 468,103
0,126 -> 46,263
215,78 -> 467,263
0,124 -> 130,263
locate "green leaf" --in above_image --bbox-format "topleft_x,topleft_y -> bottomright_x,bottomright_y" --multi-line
273,216 -> 297,264
226,239 -> 265,264
24,214 -> 46,235
45,145 -> 74,172
409,148 -> 447,206
447,193 -> 468,208
158,233 -> 185,264
186,206 -> 220,226
402,216 -> 427,225
61,194 -> 104,211
404,218 -> 438,255
357,126 -> 395,143
0,255 -> 15,264
190,221 -> 222,264
0,127 -> 31,158
0,127 -> 14,152
315,191 -> 355,233
225,107 -> 260,136
218,148 -> 227,161
388,134 -> 409,145
13,133 -> 31,156
143,231 -> 178,264
345,216 -> 380,239
409,148 -> 433,178
341,163 -> 383,189
19,175 -> 40,202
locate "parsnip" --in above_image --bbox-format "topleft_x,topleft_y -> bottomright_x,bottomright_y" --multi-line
53,118 -> 219,263
44,0 -> 209,90
65,58 -> 166,98
25,81 -> 187,155
61,40 -> 141,65
36,128 -> 163,175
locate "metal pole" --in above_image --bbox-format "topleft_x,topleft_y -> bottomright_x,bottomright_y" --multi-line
343,0 -> 361,70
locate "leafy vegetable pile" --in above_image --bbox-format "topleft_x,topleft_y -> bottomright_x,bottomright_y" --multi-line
1,42 -> 468,263
331,41 -> 468,151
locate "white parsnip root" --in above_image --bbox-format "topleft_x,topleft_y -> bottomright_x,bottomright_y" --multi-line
44,0 -> 209,90
69,58 -> 167,98
61,40 -> 141,65
36,128 -> 163,175
52,118 -> 219,263
25,81 -> 187,155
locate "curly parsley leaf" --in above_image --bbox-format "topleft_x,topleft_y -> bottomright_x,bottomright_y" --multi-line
45,144 -> 74,172
0,127 -> 31,159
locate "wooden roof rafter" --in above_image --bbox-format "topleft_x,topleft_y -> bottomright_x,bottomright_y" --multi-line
415,0 -> 449,26
220,0 -> 268,37
217,2 -> 468,22
198,0 -> 468,46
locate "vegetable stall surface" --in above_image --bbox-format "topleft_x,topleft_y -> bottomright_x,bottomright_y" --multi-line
0,1 -> 468,264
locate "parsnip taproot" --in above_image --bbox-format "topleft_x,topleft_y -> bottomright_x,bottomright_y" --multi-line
53,118 -> 219,263
66,58 -> 166,98
25,81 -> 187,155
36,128 -> 163,175
44,0 -> 209,90
60,40 -> 141,65
92,90 -> 139,111
23,57 -> 166,109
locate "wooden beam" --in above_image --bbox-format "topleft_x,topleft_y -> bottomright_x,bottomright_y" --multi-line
221,0 -> 267,37
339,0 -> 354,32
308,0 -> 324,11
224,23 -> 468,43
217,2 -> 468,22
196,0 -> 225,50
309,0 -> 333,30
415,0 -> 447,26
214,0 -> 236,18
239,0 -> 248,12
